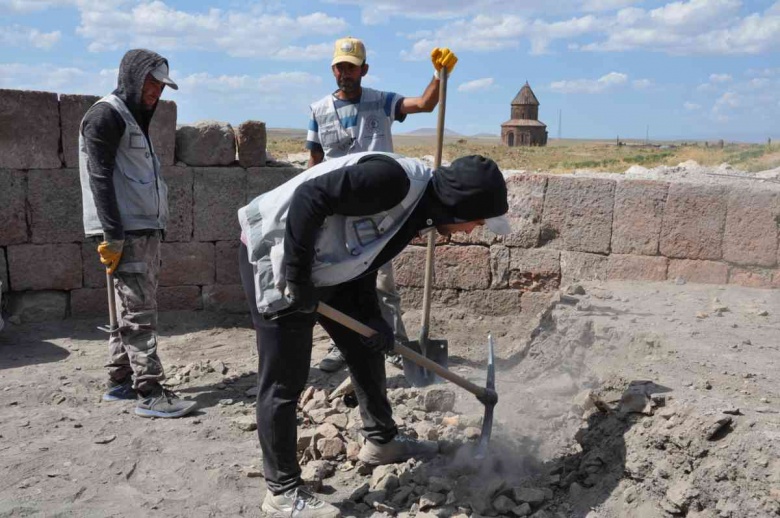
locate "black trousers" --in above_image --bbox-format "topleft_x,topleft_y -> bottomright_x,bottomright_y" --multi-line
238,243 -> 397,494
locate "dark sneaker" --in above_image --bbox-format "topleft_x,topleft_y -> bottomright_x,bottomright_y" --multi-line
135,386 -> 197,418
317,345 -> 345,373
358,434 -> 439,465
385,352 -> 403,369
261,486 -> 340,517
102,379 -> 137,402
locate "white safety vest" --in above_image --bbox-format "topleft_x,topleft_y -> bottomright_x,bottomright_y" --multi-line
238,152 -> 431,314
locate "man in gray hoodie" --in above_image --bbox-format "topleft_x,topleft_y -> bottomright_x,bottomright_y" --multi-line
79,48 -> 196,419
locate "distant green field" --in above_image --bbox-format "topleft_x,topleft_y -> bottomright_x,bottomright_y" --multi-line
266,129 -> 780,173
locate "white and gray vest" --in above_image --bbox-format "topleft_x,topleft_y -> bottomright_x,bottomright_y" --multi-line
310,88 -> 396,160
238,152 -> 431,314
79,94 -> 169,236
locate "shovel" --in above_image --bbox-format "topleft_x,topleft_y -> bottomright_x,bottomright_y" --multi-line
402,66 -> 450,386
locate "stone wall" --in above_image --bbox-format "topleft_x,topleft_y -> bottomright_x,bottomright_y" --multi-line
1,88 -> 778,323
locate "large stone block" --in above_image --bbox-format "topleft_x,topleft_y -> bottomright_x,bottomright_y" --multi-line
612,180 -> 668,255
246,167 -> 302,202
458,289 -> 521,315
237,120 -> 267,167
667,259 -> 728,285
659,183 -> 726,260
216,241 -> 241,285
7,244 -> 81,290
162,166 -> 193,242
0,89 -> 61,169
59,94 -> 99,168
541,176 -> 615,254
176,120 -> 236,166
70,287 -> 108,317
28,169 -> 83,243
560,251 -> 607,286
393,245 -> 490,289
508,248 -> 561,291
203,284 -> 248,313
159,286 -> 202,311
0,169 -> 27,245
450,225 -> 501,246
607,254 -> 668,282
160,242 -> 215,286
728,267 -> 780,289
150,100 -> 176,166
0,248 -> 7,292
502,174 -> 547,248
490,245 -> 510,288
722,188 -> 779,267
81,240 -> 106,288
8,290 -> 67,322
194,168 -> 247,242
398,286 -> 458,309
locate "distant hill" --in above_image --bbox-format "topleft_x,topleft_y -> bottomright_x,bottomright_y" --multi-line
400,127 -> 463,137
471,133 -> 499,138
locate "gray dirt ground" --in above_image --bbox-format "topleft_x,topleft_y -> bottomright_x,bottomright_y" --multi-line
1,280 -> 779,517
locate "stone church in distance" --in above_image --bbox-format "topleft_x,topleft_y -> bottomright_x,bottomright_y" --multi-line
501,82 -> 548,147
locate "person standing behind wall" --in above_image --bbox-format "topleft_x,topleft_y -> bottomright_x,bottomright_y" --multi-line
79,48 -> 197,419
305,36 -> 458,373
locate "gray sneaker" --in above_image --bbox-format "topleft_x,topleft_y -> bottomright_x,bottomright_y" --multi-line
385,352 -> 403,369
261,486 -> 340,518
358,434 -> 439,465
318,345 -> 345,373
135,386 -> 197,418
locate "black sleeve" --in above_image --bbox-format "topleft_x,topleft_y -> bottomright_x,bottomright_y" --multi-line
81,103 -> 125,240
284,154 -> 410,284
393,97 -> 407,123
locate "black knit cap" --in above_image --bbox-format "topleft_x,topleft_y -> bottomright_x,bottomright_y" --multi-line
431,155 -> 508,222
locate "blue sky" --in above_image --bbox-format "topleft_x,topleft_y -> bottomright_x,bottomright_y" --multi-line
1,0 -> 778,141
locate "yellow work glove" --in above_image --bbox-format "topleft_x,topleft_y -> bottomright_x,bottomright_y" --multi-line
430,47 -> 458,77
97,239 -> 124,274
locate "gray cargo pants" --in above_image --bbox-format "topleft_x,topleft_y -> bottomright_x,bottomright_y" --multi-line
105,231 -> 165,393
376,261 -> 408,344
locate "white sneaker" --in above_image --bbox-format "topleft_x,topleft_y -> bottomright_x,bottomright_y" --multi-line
358,434 -> 439,465
261,486 -> 341,517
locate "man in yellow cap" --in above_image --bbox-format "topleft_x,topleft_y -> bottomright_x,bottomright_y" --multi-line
306,37 -> 457,374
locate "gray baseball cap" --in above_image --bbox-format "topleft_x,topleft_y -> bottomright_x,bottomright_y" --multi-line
150,62 -> 178,90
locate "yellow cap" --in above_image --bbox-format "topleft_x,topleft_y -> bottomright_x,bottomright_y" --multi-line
332,37 -> 366,66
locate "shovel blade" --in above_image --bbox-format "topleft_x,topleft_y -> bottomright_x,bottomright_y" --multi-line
402,338 -> 448,387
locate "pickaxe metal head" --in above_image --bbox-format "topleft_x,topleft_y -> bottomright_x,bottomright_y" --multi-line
476,334 -> 497,459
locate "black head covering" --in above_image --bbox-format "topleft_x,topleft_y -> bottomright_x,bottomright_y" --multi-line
429,155 -> 508,224
113,49 -> 170,132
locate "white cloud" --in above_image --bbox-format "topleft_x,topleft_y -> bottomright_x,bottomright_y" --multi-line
0,62 -> 115,93
0,0 -> 73,13
0,25 -> 61,49
457,77 -> 494,93
684,102 -> 701,110
632,78 -> 652,89
178,71 -> 322,95
74,1 -> 348,59
709,73 -> 732,83
550,71 -> 628,93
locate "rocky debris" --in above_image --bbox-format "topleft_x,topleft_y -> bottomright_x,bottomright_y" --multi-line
165,359 -> 229,387
175,120 -> 236,166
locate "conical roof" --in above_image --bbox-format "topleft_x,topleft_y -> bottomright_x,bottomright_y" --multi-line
511,81 -> 539,105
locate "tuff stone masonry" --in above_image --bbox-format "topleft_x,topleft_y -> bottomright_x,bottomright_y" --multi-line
0,88 -> 778,323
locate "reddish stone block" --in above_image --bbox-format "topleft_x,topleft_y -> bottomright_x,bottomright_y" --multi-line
490,245 -> 510,288
215,241 -> 241,285
434,246 -> 491,289
162,166 -> 193,242
28,169 -> 83,243
150,100 -> 177,166
398,286 -> 458,310
70,287 -> 108,317
667,259 -> 728,285
8,290 -> 67,322
659,183 -> 726,260
508,248 -> 561,291
246,167 -> 302,202
59,94 -> 99,168
159,286 -> 202,311
502,174 -> 547,248
237,121 -> 267,167
393,246 -> 426,287
541,176 -> 615,254
81,240 -> 106,288
7,244 -> 82,290
560,251 -> 607,286
202,284 -> 249,313
607,254 -> 668,282
722,188 -> 779,267
0,89 -> 61,169
458,289 -> 521,315
450,225 -> 500,246
193,168 -> 247,242
612,180 -> 668,255
159,242 -> 215,286
0,169 -> 27,245
521,291 -> 558,317
728,267 -> 780,289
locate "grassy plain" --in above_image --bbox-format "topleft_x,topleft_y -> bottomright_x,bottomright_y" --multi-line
267,129 -> 780,173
